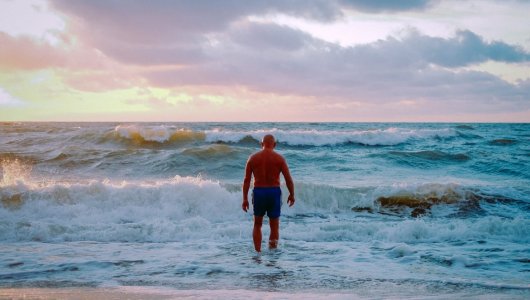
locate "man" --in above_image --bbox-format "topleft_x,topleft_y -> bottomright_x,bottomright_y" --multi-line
242,134 -> 295,253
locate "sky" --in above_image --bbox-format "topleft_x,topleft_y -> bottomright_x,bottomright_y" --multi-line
0,0 -> 529,122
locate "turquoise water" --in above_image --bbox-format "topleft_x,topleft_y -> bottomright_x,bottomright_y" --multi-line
0,122 -> 529,297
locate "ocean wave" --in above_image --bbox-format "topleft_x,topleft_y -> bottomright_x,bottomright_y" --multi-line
286,215 -> 530,243
291,181 -> 529,240
205,127 -> 457,146
181,144 -> 241,159
296,181 -> 526,217
488,138 -> 517,146
456,131 -> 483,139
113,125 -> 205,144
1,174 -> 527,243
0,176 -> 242,242
373,185 -> 478,217
103,125 -> 460,147
455,124 -> 475,130
383,150 -> 470,166
0,158 -> 32,186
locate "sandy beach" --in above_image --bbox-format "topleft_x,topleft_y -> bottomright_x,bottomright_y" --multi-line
3,287 -> 530,300
0,287 -> 364,300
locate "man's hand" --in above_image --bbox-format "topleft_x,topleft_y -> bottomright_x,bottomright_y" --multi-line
242,199 -> 249,212
287,194 -> 295,207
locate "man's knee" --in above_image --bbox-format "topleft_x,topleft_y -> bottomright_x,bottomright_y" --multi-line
269,217 -> 279,228
254,216 -> 263,227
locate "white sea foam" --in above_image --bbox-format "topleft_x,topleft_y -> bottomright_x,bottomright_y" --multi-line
205,127 -> 456,146
282,214 -> 530,243
112,125 -> 456,146
1,177 -> 527,243
0,176 -> 245,242
115,125 -> 174,142
0,158 -> 32,186
114,125 -> 205,143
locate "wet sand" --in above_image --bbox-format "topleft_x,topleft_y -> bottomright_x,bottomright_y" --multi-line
1,287 -> 528,300
0,287 -> 361,300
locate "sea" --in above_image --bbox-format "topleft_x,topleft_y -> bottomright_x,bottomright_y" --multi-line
0,122 -> 529,298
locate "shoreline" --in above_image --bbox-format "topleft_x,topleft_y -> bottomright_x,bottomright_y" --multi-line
0,286 -> 528,300
0,287 -> 362,300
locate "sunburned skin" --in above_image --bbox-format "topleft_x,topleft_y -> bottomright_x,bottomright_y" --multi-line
242,134 -> 295,252
246,147 -> 287,187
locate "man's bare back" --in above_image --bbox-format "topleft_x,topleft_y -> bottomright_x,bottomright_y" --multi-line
247,149 -> 286,187
242,134 -> 295,252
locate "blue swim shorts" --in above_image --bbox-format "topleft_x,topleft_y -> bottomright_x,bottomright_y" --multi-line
252,187 -> 282,218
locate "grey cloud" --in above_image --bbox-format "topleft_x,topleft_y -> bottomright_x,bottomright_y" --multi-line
49,0 -> 443,66
51,0 -> 342,43
413,30 -> 530,67
145,24 -> 530,113
51,0 -> 440,44
50,0 -> 343,65
230,22 -> 313,51
339,0 -> 436,12
333,30 -> 530,70
93,35 -> 207,66
47,0 -> 529,114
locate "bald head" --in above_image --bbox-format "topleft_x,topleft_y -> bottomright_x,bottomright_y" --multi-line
261,134 -> 276,149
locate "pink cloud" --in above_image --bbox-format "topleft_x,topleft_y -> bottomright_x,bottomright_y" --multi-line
0,32 -> 67,70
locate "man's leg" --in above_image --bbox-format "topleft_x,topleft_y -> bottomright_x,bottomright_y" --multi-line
269,217 -> 279,249
253,216 -> 263,252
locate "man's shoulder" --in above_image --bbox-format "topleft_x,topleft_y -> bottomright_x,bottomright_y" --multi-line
249,150 -> 284,160
248,151 -> 262,163
249,150 -> 262,158
274,151 -> 285,159
269,150 -> 286,163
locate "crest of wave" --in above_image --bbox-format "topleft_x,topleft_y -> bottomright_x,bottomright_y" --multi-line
114,125 -> 205,143
0,175 -> 246,242
0,159 -> 32,187
205,127 -> 456,146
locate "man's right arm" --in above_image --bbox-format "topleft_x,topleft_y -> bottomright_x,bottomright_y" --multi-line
281,158 -> 295,207
242,157 -> 252,212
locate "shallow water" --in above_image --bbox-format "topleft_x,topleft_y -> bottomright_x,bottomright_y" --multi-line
0,122 -> 529,297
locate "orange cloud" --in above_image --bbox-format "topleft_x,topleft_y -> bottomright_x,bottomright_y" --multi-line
0,31 -> 146,92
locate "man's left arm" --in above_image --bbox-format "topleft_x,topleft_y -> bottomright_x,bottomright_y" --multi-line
281,158 -> 295,207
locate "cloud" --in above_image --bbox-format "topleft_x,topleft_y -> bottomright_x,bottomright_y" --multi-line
0,32 -> 142,92
407,30 -> 530,67
49,0 -> 443,66
0,32 -> 67,70
142,23 -> 530,114
339,0 -> 437,12
0,31 -> 121,71
230,22 -> 312,51
51,0 -> 342,40
0,87 -> 25,107
49,0 -> 344,66
16,0 -> 530,117
60,70 -> 143,92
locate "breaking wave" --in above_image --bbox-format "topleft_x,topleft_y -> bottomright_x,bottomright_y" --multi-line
205,127 -> 457,146
1,174 -> 527,243
107,125 -> 458,146
113,125 -> 205,144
